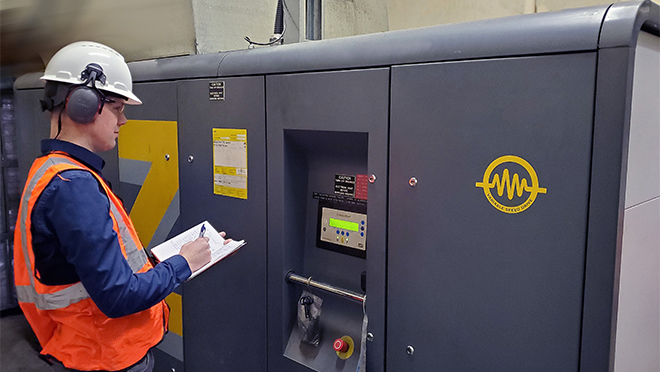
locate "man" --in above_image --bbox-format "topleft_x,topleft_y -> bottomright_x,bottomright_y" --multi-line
14,41 -> 217,371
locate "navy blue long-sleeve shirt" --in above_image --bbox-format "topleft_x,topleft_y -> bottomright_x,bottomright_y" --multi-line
30,139 -> 191,318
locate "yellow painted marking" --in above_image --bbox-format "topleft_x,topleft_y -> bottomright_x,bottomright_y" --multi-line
165,292 -> 183,336
118,120 -> 179,246
475,155 -> 547,214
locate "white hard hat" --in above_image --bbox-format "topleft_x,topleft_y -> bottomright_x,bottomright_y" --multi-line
41,41 -> 141,105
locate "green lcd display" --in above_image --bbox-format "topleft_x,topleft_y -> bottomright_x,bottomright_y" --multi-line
329,218 -> 359,232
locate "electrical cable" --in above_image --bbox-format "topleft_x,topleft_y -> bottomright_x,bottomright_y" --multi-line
244,19 -> 287,47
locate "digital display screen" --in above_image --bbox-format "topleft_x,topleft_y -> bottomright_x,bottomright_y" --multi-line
329,218 -> 359,232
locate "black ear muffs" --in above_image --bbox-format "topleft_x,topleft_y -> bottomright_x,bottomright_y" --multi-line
66,86 -> 102,124
64,63 -> 108,124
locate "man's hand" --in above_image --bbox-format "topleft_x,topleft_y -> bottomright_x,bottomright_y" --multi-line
179,237 -> 211,273
219,231 -> 232,244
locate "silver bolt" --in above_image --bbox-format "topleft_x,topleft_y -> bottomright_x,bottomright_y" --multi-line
368,174 -> 377,184
165,154 -> 170,161
366,332 -> 374,342
406,345 -> 415,355
409,177 -> 418,187
188,155 -> 194,163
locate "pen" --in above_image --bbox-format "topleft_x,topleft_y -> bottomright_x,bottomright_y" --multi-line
199,224 -> 206,238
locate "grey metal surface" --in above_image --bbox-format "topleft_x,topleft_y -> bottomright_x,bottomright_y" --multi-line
266,68 -> 389,372
599,0 -> 659,48
153,347 -> 184,372
581,48 -> 635,372
128,81 -> 179,121
219,6 -> 605,77
126,4 -> 609,83
14,88 -> 49,189
388,53 -> 596,371
12,72 -> 43,90
177,76 -> 267,372
129,53 -> 228,84
283,293 -> 364,372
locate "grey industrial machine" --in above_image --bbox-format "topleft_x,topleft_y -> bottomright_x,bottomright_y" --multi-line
13,1 -> 659,371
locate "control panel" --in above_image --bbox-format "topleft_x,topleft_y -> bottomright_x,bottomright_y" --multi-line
319,207 -> 367,251
315,192 -> 367,259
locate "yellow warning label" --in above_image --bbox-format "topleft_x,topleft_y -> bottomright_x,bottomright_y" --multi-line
475,155 -> 547,214
213,129 -> 247,199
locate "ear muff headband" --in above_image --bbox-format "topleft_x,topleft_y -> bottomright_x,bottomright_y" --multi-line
64,63 -> 108,124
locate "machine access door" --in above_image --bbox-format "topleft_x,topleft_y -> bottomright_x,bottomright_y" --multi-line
266,68 -> 389,372
177,76 -> 267,372
388,53 -> 597,371
121,81 -> 183,371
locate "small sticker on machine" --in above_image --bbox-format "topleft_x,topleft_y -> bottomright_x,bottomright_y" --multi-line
209,81 -> 225,101
335,174 -> 356,197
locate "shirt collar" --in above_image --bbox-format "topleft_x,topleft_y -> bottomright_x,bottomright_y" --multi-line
41,139 -> 106,175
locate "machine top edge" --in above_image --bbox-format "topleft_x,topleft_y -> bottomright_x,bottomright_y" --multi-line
13,1 -> 658,89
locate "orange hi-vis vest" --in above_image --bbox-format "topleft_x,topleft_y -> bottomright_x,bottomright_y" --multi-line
14,152 -> 169,371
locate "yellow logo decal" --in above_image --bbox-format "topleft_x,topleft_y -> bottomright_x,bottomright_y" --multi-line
475,155 -> 547,214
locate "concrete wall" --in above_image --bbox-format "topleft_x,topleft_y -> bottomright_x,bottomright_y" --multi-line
1,0 -> 658,76
323,0 -> 389,39
385,0 -> 534,31
383,0 -> 659,31
192,0 -> 290,54
0,0 -> 197,74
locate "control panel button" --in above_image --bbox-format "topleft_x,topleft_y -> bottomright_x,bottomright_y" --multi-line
334,338 -> 348,353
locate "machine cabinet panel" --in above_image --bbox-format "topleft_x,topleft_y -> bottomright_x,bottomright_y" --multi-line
15,89 -> 51,188
123,81 -> 185,371
388,54 -> 596,371
121,81 -> 179,234
266,68 -> 389,372
177,76 -> 267,372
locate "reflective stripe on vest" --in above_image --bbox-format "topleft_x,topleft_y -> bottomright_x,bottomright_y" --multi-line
16,155 -> 149,310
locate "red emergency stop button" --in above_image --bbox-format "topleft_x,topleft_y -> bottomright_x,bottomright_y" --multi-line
334,335 -> 354,359
333,338 -> 348,353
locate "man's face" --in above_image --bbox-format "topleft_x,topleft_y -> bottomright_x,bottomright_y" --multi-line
87,97 -> 127,153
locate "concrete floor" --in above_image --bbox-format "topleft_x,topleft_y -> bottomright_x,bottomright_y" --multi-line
0,308 -> 47,372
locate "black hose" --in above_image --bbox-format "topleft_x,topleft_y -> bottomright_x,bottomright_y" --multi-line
274,0 -> 284,34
